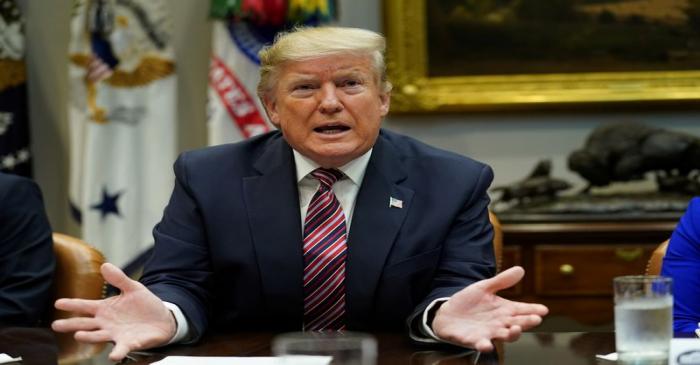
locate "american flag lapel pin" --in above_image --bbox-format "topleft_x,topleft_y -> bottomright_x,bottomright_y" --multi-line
389,196 -> 403,209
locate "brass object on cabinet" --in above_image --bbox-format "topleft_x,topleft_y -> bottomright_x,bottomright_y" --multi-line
559,264 -> 574,275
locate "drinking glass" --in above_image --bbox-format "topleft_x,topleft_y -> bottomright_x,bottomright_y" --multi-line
272,331 -> 377,365
614,275 -> 673,364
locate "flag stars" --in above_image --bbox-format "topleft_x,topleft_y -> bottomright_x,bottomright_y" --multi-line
1,154 -> 16,169
16,148 -> 29,163
0,112 -> 13,135
0,148 -> 30,170
91,186 -> 123,220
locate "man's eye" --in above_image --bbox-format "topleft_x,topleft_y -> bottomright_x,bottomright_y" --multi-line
294,84 -> 315,91
341,79 -> 361,87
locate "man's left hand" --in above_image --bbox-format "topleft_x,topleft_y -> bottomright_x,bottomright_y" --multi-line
431,266 -> 548,352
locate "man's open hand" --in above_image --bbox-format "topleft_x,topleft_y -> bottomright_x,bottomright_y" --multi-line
432,266 -> 548,351
52,263 -> 177,361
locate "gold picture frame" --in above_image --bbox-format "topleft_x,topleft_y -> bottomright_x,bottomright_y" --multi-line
384,0 -> 700,113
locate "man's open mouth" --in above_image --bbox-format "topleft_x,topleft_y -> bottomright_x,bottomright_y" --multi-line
314,124 -> 350,134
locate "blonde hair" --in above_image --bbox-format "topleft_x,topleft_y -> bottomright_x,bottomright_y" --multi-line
257,26 -> 392,101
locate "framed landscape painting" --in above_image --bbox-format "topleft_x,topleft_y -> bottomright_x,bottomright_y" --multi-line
384,0 -> 700,112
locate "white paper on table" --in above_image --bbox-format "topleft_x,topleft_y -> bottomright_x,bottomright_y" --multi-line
595,352 -> 618,361
670,338 -> 700,365
151,355 -> 332,365
0,354 -> 22,364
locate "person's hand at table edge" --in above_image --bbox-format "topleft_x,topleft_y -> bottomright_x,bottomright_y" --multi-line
432,266 -> 549,352
52,263 -> 177,361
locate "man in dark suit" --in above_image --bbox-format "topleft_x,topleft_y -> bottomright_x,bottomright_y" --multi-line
53,27 -> 548,361
0,172 -> 55,326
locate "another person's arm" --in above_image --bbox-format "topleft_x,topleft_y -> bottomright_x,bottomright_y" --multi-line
0,174 -> 55,326
661,197 -> 700,333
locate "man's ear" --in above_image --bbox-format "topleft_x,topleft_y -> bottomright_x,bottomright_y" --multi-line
262,96 -> 281,128
379,91 -> 391,117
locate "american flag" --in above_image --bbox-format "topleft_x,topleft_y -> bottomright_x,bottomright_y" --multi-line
86,54 -> 114,83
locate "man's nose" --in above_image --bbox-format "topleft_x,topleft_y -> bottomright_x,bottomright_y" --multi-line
318,84 -> 342,114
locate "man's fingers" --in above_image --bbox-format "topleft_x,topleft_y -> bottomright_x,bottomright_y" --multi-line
509,314 -> 544,330
493,327 -> 510,340
101,263 -> 142,293
476,266 -> 525,293
54,298 -> 102,315
75,329 -> 112,343
109,342 -> 132,362
474,338 -> 494,352
505,325 -> 522,342
52,317 -> 100,333
510,301 -> 549,317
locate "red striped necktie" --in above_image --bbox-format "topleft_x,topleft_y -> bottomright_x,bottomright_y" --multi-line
303,168 -> 347,331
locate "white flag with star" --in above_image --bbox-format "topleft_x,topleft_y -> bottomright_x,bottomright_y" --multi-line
68,0 -> 176,267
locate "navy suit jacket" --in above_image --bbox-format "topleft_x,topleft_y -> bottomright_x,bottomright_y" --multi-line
141,129 -> 495,340
0,172 -> 55,326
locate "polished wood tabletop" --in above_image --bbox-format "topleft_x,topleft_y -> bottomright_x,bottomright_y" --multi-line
0,328 -> 626,364
122,331 -> 618,365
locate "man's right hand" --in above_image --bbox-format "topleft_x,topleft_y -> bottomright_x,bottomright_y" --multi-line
52,263 -> 177,361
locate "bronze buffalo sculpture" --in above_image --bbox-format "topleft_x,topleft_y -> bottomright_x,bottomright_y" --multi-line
568,121 -> 700,194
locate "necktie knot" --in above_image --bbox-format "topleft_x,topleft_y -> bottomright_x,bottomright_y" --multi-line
310,168 -> 343,189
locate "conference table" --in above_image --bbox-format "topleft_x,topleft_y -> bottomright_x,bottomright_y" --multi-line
0,328 -> 639,364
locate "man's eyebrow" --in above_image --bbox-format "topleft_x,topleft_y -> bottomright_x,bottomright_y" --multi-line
334,69 -> 369,78
284,74 -> 318,84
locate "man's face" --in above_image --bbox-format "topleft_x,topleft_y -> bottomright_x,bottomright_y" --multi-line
264,54 -> 390,168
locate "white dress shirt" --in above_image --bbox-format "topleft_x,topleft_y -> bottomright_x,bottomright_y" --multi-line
293,149 -> 372,229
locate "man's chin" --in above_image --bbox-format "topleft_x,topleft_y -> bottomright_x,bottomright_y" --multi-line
307,148 -> 365,168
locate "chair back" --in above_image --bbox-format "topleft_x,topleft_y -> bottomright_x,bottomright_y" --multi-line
52,233 -> 106,315
52,233 -> 106,364
489,211 -> 503,272
645,239 -> 669,276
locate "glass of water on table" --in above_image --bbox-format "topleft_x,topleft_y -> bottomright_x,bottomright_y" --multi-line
614,275 -> 673,364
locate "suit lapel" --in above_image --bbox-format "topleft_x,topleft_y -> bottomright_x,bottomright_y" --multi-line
345,134 -> 414,327
243,136 -> 303,323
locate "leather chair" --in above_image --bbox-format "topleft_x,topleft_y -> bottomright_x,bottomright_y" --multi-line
52,233 -> 107,364
645,239 -> 669,276
489,211 -> 503,272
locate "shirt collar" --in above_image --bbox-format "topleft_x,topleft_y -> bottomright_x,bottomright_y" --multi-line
293,148 -> 373,186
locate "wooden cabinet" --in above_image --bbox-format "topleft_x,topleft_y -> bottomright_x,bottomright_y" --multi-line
501,221 -> 676,328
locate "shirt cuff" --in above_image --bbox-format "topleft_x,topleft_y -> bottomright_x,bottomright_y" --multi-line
163,301 -> 190,345
408,297 -> 450,343
421,297 -> 450,341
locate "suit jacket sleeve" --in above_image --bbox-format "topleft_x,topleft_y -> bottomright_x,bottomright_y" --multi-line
0,174 -> 55,326
406,163 -> 495,339
140,154 -> 212,341
661,197 -> 700,333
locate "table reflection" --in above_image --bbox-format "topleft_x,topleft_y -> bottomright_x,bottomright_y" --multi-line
0,330 -> 653,364
0,327 -> 108,365
0,327 -> 57,365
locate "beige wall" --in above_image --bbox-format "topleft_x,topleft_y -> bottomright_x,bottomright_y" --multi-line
22,0 -> 72,232
21,0 -> 700,232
